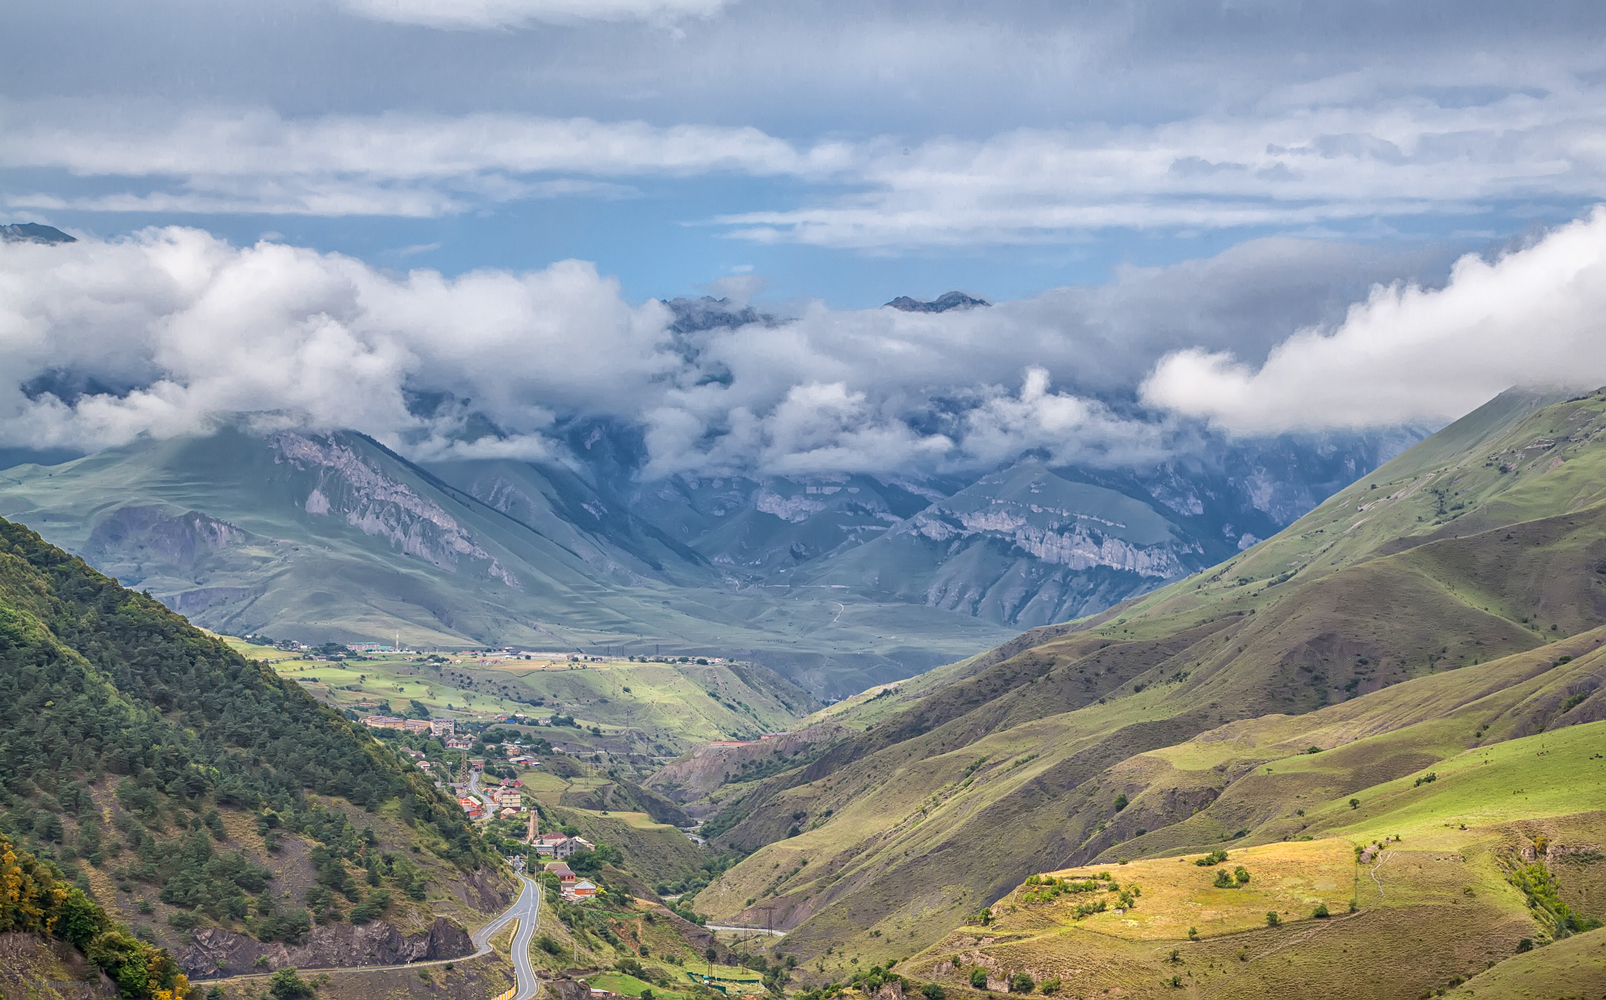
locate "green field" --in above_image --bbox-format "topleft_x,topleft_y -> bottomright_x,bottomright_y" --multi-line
1301,721 -> 1606,840
586,964 -> 767,999
238,646 -> 817,751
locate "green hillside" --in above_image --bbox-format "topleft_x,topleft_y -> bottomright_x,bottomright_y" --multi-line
685,387 -> 1606,978
0,426 -> 1018,696
0,516 -> 511,978
1447,926 -> 1606,999
0,828 -> 191,999
895,719 -> 1604,1000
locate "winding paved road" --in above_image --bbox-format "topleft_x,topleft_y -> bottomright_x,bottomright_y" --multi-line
190,873 -> 542,997
477,874 -> 543,1000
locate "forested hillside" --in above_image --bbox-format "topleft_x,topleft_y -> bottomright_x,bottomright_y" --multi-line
0,517 -> 505,976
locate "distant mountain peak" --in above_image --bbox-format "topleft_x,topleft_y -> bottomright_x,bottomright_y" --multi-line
662,295 -> 773,334
1,222 -> 76,245
884,291 -> 990,313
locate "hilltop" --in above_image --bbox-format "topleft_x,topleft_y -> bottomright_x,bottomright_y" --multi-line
679,387 -> 1605,993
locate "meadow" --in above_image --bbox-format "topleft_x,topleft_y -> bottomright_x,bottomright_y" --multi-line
222,640 -> 813,752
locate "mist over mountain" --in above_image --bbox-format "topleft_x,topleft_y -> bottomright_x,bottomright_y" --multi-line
0,223 -> 75,245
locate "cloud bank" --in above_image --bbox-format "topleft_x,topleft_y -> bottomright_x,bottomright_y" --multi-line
1142,207 -> 1606,433
0,101 -> 835,218
6,88 -> 1605,243
2,212 -> 1602,476
1,227 -> 1144,472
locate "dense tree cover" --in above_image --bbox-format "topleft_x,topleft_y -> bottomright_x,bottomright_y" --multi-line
0,518 -> 496,930
0,830 -> 189,999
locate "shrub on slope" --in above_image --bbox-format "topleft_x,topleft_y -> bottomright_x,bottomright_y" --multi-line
0,829 -> 188,999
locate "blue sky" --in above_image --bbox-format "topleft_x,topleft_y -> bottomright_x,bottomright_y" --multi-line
6,0 -> 1606,305
4,1 -> 1606,475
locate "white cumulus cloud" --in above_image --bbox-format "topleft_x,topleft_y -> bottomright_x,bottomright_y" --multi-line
0,228 -> 677,453
6,219 -> 1577,476
1140,207 -> 1606,434
0,226 -> 1189,475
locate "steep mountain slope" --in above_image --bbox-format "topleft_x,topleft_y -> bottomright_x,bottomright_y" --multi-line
611,432 -> 1417,630
421,455 -> 715,585
0,828 -> 190,999
687,387 -> 1604,962
0,515 -> 508,976
624,471 -> 960,578
0,426 -> 1018,695
798,461 -> 1200,627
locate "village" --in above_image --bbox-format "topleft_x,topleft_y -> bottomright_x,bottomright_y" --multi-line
358,711 -> 618,903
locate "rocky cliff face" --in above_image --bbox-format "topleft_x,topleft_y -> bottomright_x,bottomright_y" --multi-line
180,915 -> 472,977
906,504 -> 1194,578
272,432 -> 520,588
83,505 -> 246,569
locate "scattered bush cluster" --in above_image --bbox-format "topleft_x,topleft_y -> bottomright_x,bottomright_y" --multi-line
0,831 -> 188,999
1507,860 -> 1604,938
1021,872 -> 1133,913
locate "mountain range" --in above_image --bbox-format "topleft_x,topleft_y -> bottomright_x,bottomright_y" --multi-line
0,236 -> 1423,698
0,413 -> 1415,697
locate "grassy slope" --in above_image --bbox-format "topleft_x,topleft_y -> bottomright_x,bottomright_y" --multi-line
690,388 -> 1606,965
1446,926 -> 1606,1000
898,721 -> 1605,1000
543,805 -> 709,886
